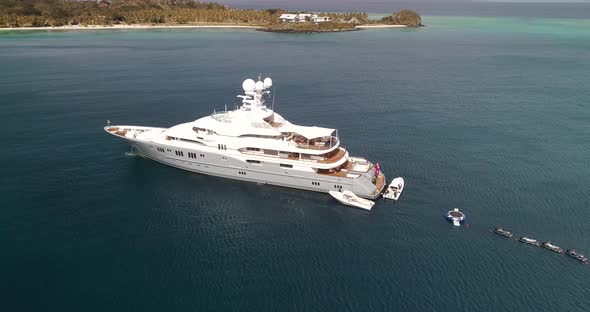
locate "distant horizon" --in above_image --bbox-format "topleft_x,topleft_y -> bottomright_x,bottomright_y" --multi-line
215,0 -> 590,18
216,0 -> 590,6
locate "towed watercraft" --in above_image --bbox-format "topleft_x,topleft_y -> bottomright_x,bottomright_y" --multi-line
383,177 -> 404,201
329,190 -> 375,211
493,228 -> 513,238
565,250 -> 587,263
518,236 -> 541,246
541,242 -> 564,253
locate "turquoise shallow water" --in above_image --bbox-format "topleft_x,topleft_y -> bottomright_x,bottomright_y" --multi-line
1,16 -> 590,311
423,15 -> 590,38
367,14 -> 590,38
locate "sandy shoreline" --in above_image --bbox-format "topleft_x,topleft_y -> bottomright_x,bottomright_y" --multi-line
0,24 -> 261,31
355,25 -> 408,28
0,24 -> 408,31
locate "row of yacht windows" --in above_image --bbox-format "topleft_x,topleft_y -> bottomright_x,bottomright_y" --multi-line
154,146 -> 205,158
242,147 -> 338,162
166,136 -> 206,146
192,127 -> 217,135
218,144 -> 227,151
152,146 -> 297,168
245,160 -> 293,168
312,183 -> 343,188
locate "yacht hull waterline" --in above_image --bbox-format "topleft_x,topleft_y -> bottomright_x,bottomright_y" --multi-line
104,77 -> 386,199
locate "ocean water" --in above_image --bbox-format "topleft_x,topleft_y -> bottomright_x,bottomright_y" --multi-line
2,16 -> 590,311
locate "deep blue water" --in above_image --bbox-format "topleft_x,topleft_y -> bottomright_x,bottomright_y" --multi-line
2,18 -> 590,311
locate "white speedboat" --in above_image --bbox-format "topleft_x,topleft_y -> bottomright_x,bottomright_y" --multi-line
329,190 -> 375,210
383,177 -> 404,201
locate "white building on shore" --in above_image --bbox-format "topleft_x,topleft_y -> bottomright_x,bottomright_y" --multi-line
279,13 -> 332,23
279,14 -> 298,23
311,16 -> 331,23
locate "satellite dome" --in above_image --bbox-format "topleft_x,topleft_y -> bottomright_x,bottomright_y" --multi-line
242,79 -> 256,92
255,80 -> 264,91
263,77 -> 273,88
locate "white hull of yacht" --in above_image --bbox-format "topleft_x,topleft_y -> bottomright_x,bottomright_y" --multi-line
106,126 -> 385,199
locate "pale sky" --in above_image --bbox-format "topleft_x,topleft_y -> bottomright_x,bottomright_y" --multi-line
220,0 -> 590,2
218,0 -> 590,8
217,0 -> 590,7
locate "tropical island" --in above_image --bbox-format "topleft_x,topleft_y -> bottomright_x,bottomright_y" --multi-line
0,0 -> 422,32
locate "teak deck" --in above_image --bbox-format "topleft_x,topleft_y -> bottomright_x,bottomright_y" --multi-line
319,148 -> 345,163
374,174 -> 385,194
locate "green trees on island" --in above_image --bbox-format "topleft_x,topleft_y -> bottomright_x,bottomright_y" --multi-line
0,1 -> 419,28
380,10 -> 422,27
0,0 -> 282,27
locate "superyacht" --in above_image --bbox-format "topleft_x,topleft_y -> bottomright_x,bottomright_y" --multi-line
105,77 -> 386,198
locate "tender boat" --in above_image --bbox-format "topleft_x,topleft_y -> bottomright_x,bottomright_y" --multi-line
518,236 -> 541,246
446,208 -> 465,226
329,190 -> 375,211
383,177 -> 404,201
541,242 -> 564,253
493,228 -> 513,238
565,249 -> 588,263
